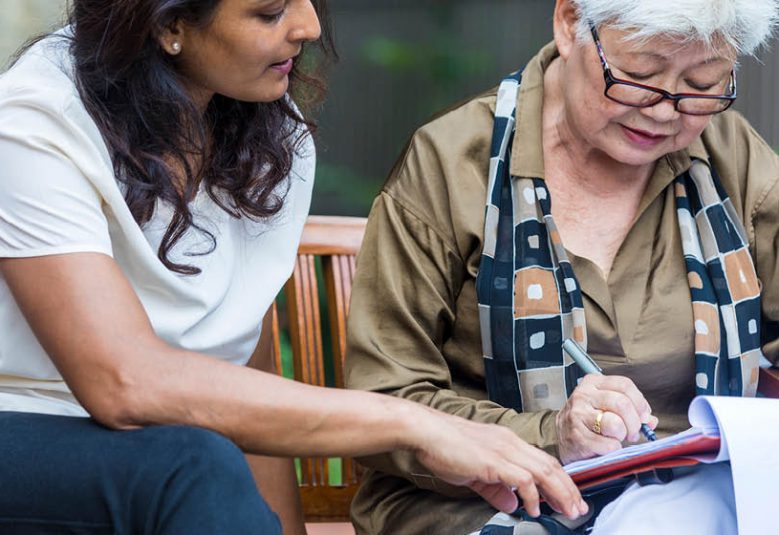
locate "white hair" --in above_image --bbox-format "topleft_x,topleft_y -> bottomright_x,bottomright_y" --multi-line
571,0 -> 779,56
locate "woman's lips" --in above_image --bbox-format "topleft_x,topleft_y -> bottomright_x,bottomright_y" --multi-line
621,125 -> 669,147
270,58 -> 294,75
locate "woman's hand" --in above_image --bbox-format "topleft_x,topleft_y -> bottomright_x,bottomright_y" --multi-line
412,410 -> 588,520
556,374 -> 659,465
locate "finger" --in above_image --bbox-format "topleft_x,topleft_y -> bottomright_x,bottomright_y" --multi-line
595,390 -> 643,441
534,467 -> 586,520
470,482 -> 518,514
587,433 -> 623,457
521,453 -> 584,520
540,487 -> 589,520
599,410 -> 628,441
595,375 -> 652,421
507,471 -> 541,517
648,415 -> 659,429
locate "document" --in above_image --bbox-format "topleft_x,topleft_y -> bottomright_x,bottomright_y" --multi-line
563,396 -> 779,534
563,397 -> 723,488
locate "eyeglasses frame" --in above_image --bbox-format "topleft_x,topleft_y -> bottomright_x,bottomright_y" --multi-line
589,24 -> 737,116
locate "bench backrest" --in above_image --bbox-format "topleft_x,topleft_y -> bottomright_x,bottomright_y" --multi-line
272,215 -> 367,522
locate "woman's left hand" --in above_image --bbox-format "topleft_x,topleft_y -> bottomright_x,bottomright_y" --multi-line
555,374 -> 659,465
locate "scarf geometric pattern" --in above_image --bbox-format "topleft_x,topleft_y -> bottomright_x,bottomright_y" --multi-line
477,72 -> 763,417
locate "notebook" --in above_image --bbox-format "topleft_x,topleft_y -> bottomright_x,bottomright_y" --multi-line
560,396 -> 779,533
563,396 -> 729,490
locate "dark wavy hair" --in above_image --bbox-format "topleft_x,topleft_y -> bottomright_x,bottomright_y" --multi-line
65,0 -> 335,274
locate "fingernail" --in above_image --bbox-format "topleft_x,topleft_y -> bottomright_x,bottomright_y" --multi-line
580,499 -> 589,515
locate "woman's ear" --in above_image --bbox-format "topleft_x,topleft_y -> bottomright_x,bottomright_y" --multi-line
158,20 -> 186,56
553,0 -> 580,61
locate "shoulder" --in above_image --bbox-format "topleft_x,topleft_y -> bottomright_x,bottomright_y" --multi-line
0,32 -> 80,116
381,88 -> 497,234
367,87 -> 499,260
702,110 -> 779,194
703,110 -> 777,160
700,110 -> 779,222
0,30 -> 104,135
393,86 -> 498,180
0,33 -> 114,184
410,87 -> 498,150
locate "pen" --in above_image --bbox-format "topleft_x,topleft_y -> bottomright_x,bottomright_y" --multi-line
562,338 -> 657,442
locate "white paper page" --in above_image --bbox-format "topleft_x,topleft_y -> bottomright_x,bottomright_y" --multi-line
691,396 -> 779,535
688,396 -> 730,462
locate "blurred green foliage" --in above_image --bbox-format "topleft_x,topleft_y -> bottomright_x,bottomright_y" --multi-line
311,162 -> 378,216
361,34 -> 491,114
313,3 -> 494,217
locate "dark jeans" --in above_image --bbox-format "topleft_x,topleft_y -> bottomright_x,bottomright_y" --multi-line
0,412 -> 281,534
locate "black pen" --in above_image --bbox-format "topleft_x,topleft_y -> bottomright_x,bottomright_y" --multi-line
562,338 -> 657,441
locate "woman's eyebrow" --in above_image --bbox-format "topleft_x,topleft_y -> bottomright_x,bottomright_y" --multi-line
619,50 -> 667,64
625,51 -> 731,68
697,56 -> 733,66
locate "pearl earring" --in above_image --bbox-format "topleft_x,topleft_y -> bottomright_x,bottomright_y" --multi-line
170,42 -> 182,55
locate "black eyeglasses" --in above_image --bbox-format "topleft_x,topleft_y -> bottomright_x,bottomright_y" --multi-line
589,24 -> 737,116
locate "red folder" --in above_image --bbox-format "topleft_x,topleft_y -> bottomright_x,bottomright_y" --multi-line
567,433 -> 721,490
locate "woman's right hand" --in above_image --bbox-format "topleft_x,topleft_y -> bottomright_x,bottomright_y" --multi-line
556,374 -> 659,465
411,409 -> 588,520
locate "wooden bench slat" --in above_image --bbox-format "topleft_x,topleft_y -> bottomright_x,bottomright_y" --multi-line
273,216 -> 367,522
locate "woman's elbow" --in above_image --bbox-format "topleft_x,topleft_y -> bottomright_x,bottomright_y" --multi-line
74,368 -> 147,430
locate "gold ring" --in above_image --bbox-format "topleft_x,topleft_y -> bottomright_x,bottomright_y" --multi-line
593,410 -> 604,435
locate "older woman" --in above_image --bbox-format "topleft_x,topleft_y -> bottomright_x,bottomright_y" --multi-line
345,0 -> 779,533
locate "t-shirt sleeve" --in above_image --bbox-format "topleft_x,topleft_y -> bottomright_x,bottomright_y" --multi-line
0,106 -> 112,259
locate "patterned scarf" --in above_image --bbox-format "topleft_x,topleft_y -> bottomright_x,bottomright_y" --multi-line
476,72 -> 763,414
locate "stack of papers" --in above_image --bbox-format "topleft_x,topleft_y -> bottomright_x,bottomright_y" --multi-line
564,426 -> 721,483
560,396 -> 779,534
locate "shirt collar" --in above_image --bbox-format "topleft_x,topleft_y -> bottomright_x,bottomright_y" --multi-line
509,42 -> 554,179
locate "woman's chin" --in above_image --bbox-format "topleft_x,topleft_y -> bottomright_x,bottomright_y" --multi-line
225,82 -> 290,104
603,143 -> 672,168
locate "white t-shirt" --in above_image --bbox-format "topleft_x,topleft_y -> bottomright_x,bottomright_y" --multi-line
0,34 -> 315,416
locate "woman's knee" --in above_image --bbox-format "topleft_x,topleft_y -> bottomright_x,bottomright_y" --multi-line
141,426 -> 254,487
130,426 -> 280,533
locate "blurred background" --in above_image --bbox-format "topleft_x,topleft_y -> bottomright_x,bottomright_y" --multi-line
3,0 -> 779,217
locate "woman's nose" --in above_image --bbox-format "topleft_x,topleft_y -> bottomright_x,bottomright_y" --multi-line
289,0 -> 322,43
640,97 -> 680,123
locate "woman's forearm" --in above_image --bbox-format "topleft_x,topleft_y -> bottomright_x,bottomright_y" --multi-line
122,343 -> 425,458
